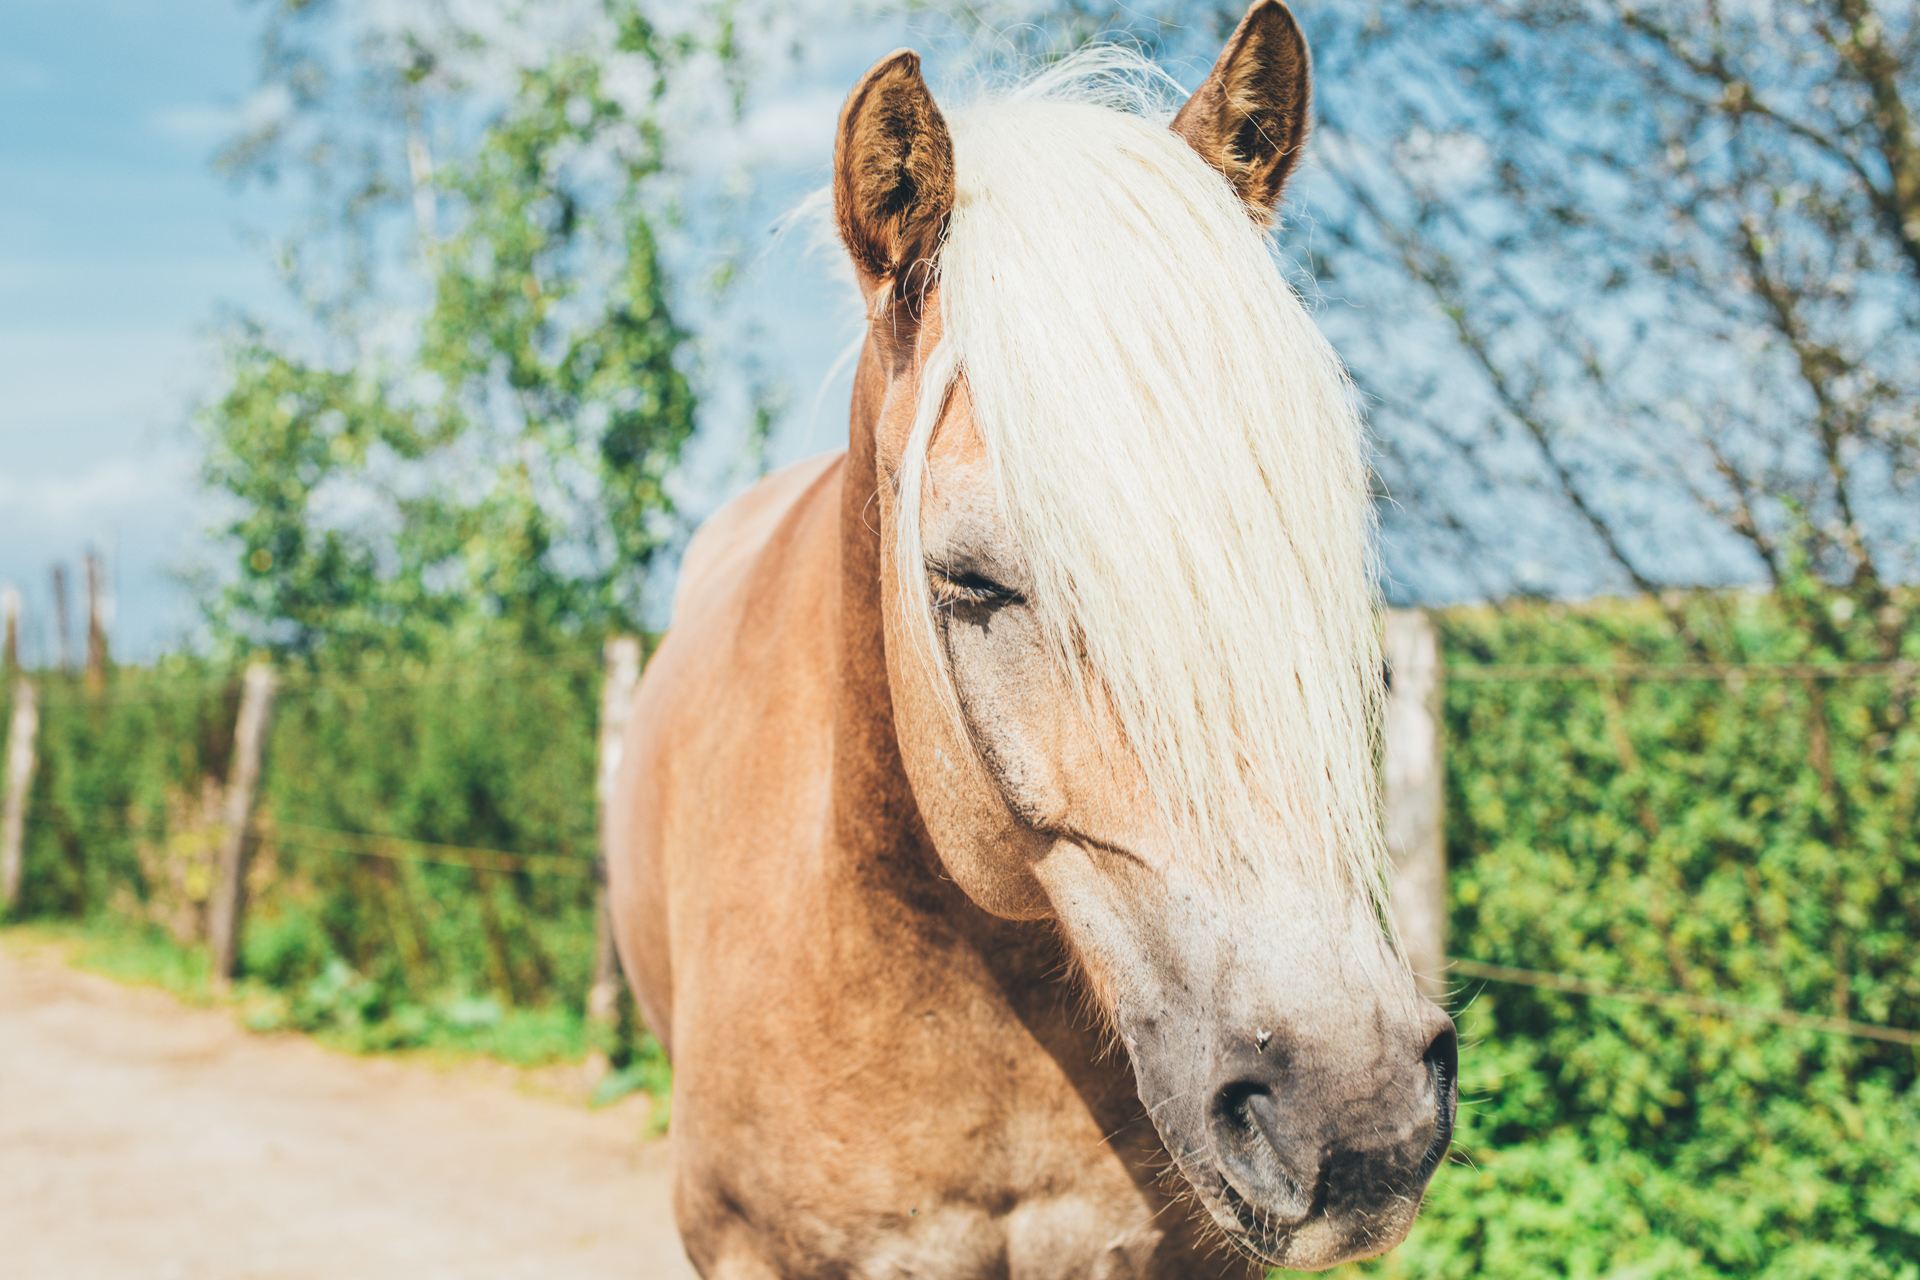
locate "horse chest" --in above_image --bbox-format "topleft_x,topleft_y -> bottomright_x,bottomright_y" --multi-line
667,908 -> 1219,1279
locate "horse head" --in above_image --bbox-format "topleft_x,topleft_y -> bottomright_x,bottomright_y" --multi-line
830,2 -> 1456,1269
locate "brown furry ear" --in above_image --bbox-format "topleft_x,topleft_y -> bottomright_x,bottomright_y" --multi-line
1171,0 -> 1312,221
833,49 -> 955,307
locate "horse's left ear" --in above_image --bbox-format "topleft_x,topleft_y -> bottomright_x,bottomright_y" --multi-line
1171,0 -> 1312,220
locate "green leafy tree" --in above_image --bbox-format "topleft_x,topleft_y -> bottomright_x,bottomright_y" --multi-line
201,0 -> 705,663
175,0 -> 729,1035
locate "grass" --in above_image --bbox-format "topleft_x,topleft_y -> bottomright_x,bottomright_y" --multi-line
0,915 -> 664,1115
2,916 -> 215,1001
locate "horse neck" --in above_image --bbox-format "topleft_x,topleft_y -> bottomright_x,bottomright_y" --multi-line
824,344 -> 1117,1077
828,340 -> 925,868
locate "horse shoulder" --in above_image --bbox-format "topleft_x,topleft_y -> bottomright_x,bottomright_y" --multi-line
606,450 -> 846,1060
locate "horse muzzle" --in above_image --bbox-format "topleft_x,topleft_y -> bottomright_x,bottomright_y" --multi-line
1144,1014 -> 1457,1270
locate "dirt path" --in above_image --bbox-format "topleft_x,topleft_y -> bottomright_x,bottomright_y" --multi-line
0,940 -> 697,1280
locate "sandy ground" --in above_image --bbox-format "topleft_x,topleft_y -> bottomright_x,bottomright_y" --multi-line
0,940 -> 698,1280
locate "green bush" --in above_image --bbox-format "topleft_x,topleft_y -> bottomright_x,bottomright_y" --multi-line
6,645 -> 612,1039
251,650 -> 605,1011
1345,594 -> 1920,1279
10,657 -> 239,923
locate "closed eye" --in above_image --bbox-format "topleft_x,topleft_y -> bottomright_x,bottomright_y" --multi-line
928,563 -> 1024,608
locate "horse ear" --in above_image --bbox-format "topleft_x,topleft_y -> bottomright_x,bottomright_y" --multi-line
834,50 -> 955,303
1171,0 -> 1312,220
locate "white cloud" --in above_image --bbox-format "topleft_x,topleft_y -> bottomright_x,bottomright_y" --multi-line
0,322 -> 213,449
148,84 -> 291,143
0,455 -> 189,525
149,103 -> 240,142
740,87 -> 845,170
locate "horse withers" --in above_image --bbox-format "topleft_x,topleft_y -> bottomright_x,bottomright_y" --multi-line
607,3 -> 1457,1274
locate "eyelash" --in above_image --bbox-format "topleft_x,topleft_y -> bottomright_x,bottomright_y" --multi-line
929,567 -> 1023,608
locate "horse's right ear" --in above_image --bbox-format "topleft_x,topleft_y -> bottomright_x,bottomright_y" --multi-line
834,50 -> 954,308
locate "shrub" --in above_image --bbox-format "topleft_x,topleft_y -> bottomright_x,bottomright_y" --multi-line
1348,594 -> 1920,1279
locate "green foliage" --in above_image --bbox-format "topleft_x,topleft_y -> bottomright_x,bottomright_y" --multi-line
202,2 -> 699,664
4,651 -> 635,1083
1321,593 -> 1920,1279
200,345 -> 449,658
590,1000 -> 673,1122
240,955 -> 591,1063
66,917 -> 215,998
6,651 -> 609,1030
248,652 -> 604,1011
8,658 -> 240,923
3,916 -> 595,1068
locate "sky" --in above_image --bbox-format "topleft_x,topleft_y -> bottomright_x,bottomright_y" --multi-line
0,0 -> 1581,665
6,0 -> 1476,665
0,0 -> 899,664
0,0 -> 294,664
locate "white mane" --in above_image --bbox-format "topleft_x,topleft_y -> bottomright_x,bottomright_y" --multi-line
897,49 -> 1385,897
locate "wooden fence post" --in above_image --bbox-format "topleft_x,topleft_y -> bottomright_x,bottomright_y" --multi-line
84,548 -> 109,693
586,636 -> 643,1069
2,585 -> 18,670
2,677 -> 38,914
51,563 -> 72,675
1384,609 -> 1447,1003
208,663 -> 278,990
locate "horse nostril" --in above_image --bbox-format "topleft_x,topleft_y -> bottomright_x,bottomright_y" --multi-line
1209,1079 -> 1315,1222
1424,1024 -> 1459,1085
1418,1025 -> 1459,1181
1213,1079 -> 1266,1135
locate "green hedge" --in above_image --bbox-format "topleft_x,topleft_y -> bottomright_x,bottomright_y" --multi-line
4,649 -> 618,1056
9,659 -> 241,923
250,655 -> 603,1011
1354,594 -> 1919,1279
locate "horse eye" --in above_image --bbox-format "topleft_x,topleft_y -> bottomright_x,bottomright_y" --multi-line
929,564 -> 1023,607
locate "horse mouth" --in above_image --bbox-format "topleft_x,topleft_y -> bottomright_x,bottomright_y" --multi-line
1206,1178 -> 1417,1271
1197,1057 -> 1456,1269
1212,1179 -> 1311,1266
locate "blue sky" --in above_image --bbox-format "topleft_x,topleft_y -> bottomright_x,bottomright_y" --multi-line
1,0 -> 291,663
0,0 -> 912,663
10,0 -> 1533,661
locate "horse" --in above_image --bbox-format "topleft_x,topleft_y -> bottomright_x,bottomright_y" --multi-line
606,3 -> 1457,1274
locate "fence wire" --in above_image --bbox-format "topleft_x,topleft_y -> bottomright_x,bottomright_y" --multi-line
1446,659 -> 1918,683
17,648 -> 609,708
1450,958 -> 1919,1047
7,646 -> 1914,1046
23,813 -> 593,882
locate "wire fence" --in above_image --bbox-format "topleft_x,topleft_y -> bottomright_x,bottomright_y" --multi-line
272,822 -> 601,879
25,648 -> 610,708
1448,958 -> 1920,1048
22,813 -> 599,882
4,633 -> 1916,1048
2,646 -> 613,1022
1445,659 -> 1919,683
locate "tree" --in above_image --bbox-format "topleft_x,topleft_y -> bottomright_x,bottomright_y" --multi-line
200,0 -> 712,662
955,0 -> 1918,655
1303,0 -> 1916,651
